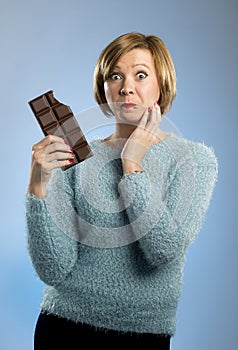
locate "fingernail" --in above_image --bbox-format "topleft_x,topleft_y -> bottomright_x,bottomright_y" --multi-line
156,101 -> 160,106
69,159 -> 74,163
148,107 -> 151,113
70,147 -> 74,152
64,140 -> 68,145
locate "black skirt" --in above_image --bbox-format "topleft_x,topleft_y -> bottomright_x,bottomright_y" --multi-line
34,312 -> 171,349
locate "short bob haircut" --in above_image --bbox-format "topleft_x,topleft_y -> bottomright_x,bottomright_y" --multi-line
93,32 -> 176,116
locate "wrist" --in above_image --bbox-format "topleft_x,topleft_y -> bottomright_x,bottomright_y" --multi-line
122,159 -> 143,175
28,183 -> 47,198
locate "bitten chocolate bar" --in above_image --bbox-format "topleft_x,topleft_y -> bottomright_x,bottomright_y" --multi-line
28,90 -> 93,170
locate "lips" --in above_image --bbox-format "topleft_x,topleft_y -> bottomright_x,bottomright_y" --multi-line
121,103 -> 137,109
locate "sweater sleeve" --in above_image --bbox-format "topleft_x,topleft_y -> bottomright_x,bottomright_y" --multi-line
118,142 -> 218,267
25,168 -> 79,286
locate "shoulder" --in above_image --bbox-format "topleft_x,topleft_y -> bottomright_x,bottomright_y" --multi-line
165,133 -> 218,167
186,138 -> 218,168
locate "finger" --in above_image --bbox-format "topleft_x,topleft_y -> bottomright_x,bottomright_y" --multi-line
47,159 -> 75,171
145,106 -> 157,133
149,103 -> 161,128
138,107 -> 150,129
45,142 -> 73,155
46,151 -> 75,163
155,102 -> 161,122
33,149 -> 74,170
32,135 -> 66,151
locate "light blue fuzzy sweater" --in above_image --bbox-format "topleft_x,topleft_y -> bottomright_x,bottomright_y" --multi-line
26,133 -> 218,336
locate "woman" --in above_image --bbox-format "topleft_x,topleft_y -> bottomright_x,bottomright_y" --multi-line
26,32 -> 218,349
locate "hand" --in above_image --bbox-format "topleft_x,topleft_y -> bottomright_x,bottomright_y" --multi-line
28,135 -> 74,198
121,103 -> 161,173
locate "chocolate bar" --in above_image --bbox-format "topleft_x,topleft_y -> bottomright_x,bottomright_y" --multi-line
28,90 -> 93,170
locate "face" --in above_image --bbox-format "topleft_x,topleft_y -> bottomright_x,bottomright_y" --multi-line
104,48 -> 160,124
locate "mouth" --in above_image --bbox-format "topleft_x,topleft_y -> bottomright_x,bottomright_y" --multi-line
121,103 -> 137,110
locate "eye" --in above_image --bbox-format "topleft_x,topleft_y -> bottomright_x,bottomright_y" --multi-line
137,72 -> 148,79
109,72 -> 122,81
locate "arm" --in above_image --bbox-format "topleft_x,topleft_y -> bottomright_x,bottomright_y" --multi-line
26,167 -> 79,286
118,142 -> 218,266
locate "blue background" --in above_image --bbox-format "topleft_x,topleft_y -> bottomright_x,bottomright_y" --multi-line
0,0 -> 237,349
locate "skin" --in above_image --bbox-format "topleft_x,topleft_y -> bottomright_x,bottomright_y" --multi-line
28,135 -> 74,198
28,48 -> 167,198
103,48 -> 168,174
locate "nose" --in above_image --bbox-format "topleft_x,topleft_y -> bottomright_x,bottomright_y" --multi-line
119,80 -> 134,96
119,87 -> 134,96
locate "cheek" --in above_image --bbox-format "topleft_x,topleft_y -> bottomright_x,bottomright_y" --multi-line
141,90 -> 158,107
139,82 -> 160,105
104,83 -> 113,102
148,83 -> 160,100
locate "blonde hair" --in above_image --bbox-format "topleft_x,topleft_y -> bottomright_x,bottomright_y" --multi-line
93,32 -> 176,116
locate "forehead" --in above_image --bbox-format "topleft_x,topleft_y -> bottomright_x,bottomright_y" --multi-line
114,48 -> 154,68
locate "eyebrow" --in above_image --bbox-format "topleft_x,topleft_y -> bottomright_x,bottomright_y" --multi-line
114,63 -> 151,70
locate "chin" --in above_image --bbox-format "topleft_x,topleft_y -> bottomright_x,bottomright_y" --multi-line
112,104 -> 146,126
117,113 -> 142,126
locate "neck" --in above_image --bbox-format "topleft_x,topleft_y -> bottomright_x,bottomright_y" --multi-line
103,121 -> 168,147
113,122 -> 137,140
103,122 -> 136,144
